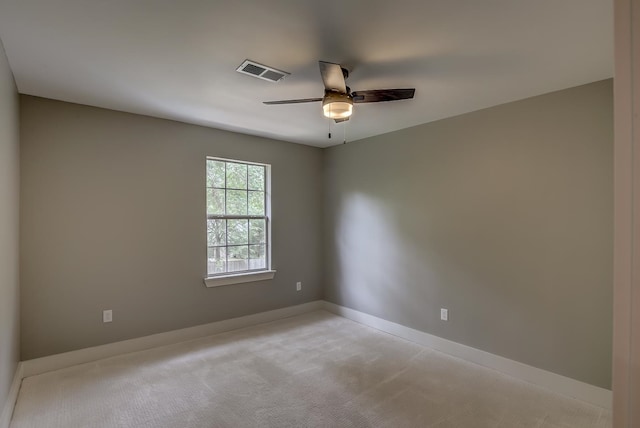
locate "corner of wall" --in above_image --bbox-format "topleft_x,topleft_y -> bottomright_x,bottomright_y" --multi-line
0,32 -> 21,427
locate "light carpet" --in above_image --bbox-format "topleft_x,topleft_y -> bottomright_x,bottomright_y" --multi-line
10,311 -> 610,428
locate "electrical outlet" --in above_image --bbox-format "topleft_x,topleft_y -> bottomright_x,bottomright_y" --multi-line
296,282 -> 302,291
103,309 -> 113,323
440,308 -> 448,321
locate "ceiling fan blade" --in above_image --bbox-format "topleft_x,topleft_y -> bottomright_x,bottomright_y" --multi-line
334,117 -> 350,123
319,61 -> 347,93
263,98 -> 323,105
351,89 -> 416,103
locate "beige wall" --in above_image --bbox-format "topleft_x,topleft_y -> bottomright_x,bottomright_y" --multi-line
324,80 -> 613,388
612,0 -> 640,424
0,40 -> 20,410
20,96 -> 324,359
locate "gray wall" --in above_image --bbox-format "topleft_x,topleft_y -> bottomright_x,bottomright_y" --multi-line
20,79 -> 613,389
0,40 -> 20,409
20,96 -> 323,359
324,80 -> 613,389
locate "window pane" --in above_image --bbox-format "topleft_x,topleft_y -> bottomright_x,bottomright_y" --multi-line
226,190 -> 247,215
249,219 -> 265,244
207,219 -> 226,246
248,165 -> 265,190
228,219 -> 248,245
227,245 -> 248,272
207,246 -> 227,275
248,191 -> 265,216
206,189 -> 225,215
207,160 -> 226,188
226,163 -> 247,189
205,159 -> 270,275
249,245 -> 266,269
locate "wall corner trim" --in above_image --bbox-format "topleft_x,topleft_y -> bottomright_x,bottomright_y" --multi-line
0,362 -> 23,428
322,301 -> 612,409
21,301 -> 324,378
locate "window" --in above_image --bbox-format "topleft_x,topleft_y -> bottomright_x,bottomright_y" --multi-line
205,158 -> 273,286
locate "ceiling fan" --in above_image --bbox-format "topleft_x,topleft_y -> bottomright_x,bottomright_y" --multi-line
263,61 -> 416,123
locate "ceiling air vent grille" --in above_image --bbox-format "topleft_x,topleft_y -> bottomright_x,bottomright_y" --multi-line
236,60 -> 289,82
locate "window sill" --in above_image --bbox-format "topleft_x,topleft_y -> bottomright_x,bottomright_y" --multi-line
203,270 -> 276,288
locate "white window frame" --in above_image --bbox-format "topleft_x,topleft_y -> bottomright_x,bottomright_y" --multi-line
204,157 -> 275,288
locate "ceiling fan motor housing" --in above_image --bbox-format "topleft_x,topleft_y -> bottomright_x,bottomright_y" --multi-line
322,91 -> 353,119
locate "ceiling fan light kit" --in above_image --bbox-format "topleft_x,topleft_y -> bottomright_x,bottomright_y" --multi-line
322,92 -> 353,119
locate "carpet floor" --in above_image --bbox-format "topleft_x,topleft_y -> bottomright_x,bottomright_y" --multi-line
11,311 -> 610,428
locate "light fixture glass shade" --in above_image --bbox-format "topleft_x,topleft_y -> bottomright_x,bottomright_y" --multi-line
322,93 -> 353,119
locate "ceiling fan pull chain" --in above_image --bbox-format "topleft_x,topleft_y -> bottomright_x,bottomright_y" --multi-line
343,121 -> 347,144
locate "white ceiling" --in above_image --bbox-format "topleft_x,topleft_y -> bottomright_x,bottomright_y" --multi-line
0,0 -> 612,148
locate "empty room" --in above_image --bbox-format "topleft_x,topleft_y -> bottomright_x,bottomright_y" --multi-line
2,0 -> 639,427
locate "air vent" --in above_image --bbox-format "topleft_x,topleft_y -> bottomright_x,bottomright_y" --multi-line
236,60 -> 289,82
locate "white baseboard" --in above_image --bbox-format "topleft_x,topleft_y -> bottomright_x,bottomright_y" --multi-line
22,301 -> 323,378
0,362 -> 23,428
322,301 -> 612,409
